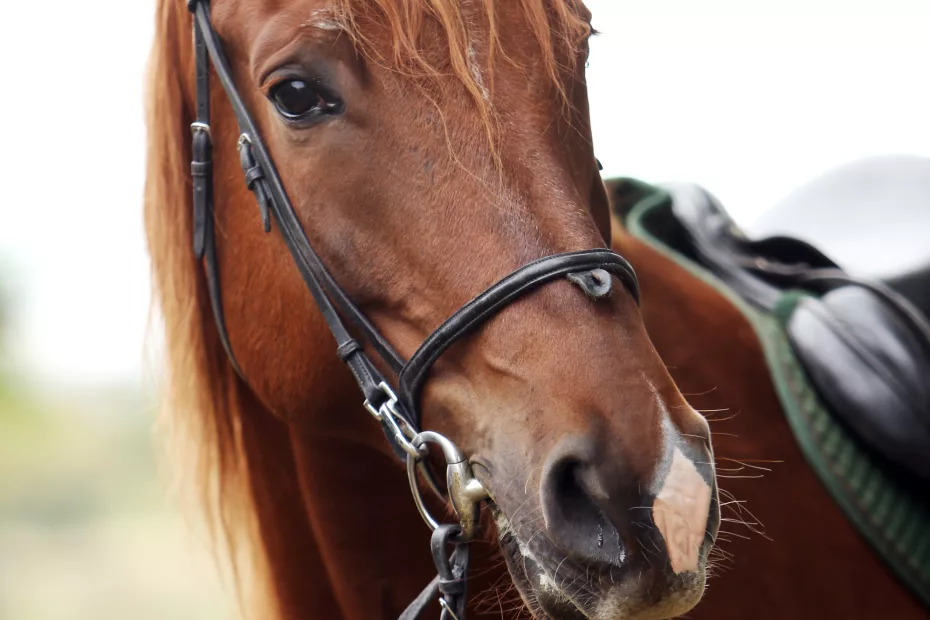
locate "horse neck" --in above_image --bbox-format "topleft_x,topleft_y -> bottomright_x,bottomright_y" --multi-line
231,369 -> 444,619
224,382 -> 336,619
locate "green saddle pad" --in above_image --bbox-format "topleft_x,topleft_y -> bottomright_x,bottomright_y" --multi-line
617,178 -> 930,609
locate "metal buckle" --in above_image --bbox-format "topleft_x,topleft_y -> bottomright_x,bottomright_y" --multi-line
190,121 -> 212,139
363,382 -> 421,459
237,133 -> 252,148
364,385 -> 489,539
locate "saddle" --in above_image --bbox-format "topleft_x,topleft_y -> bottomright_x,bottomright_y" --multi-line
749,155 -> 930,321
609,175 -> 930,484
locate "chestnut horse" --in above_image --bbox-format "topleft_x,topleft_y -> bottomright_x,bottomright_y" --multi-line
143,1 -> 920,619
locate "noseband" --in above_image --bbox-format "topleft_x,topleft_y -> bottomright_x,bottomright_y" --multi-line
185,2 -> 639,617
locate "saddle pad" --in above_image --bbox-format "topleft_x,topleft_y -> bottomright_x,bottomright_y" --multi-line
615,178 -> 930,609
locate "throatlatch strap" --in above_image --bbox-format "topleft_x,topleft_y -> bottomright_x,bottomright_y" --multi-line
191,10 -> 210,259
190,9 -> 243,377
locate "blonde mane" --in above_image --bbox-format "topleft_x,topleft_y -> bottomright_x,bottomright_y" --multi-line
144,0 -> 591,617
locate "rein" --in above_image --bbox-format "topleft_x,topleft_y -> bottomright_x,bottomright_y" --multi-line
185,1 -> 640,616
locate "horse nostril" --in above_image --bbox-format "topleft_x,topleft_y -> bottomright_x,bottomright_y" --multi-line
539,438 -> 630,567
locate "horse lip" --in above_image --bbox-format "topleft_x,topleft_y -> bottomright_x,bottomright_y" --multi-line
500,530 -> 558,619
497,515 -> 593,620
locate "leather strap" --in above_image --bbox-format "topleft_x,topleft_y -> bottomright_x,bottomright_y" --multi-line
398,250 -> 639,423
191,3 -> 405,371
190,10 -> 242,376
430,525 -> 470,620
238,137 -> 273,232
396,535 -> 470,620
399,576 -> 441,620
191,3 -> 210,259
798,269 -> 930,354
189,1 -> 410,452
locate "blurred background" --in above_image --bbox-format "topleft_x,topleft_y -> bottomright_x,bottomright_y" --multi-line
0,0 -> 927,617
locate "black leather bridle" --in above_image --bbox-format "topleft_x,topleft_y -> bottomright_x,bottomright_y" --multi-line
185,1 -> 639,617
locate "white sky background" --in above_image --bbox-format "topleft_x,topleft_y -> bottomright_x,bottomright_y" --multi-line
0,0 -> 928,386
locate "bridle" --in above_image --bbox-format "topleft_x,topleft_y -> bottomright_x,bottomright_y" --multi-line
184,1 -> 640,617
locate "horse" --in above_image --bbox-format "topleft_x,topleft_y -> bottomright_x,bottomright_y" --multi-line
145,0 -> 719,618
143,1 -> 925,619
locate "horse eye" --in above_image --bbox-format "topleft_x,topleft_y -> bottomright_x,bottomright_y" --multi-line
270,79 -> 327,119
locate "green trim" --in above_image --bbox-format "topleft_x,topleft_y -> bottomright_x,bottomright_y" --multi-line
620,180 -> 930,608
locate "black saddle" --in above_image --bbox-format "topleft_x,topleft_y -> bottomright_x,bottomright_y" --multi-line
612,179 -> 930,482
748,155 -> 930,320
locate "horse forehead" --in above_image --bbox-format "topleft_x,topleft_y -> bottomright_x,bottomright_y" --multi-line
211,0 -> 579,51
212,0 -> 333,44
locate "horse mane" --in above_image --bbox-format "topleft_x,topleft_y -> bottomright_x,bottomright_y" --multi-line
145,1 -> 276,616
144,0 -> 591,617
330,0 -> 592,142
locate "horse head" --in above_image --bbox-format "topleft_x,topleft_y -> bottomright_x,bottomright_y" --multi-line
146,1 -> 719,617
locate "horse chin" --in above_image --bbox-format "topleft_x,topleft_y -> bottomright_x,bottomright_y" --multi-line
498,525 -> 587,620
494,511 -> 708,620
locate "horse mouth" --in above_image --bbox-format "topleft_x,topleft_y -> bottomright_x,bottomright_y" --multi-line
493,510 -> 709,620
496,510 -> 609,620
499,528 -> 587,620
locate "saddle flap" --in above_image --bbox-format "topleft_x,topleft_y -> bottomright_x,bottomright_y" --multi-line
786,287 -> 930,481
